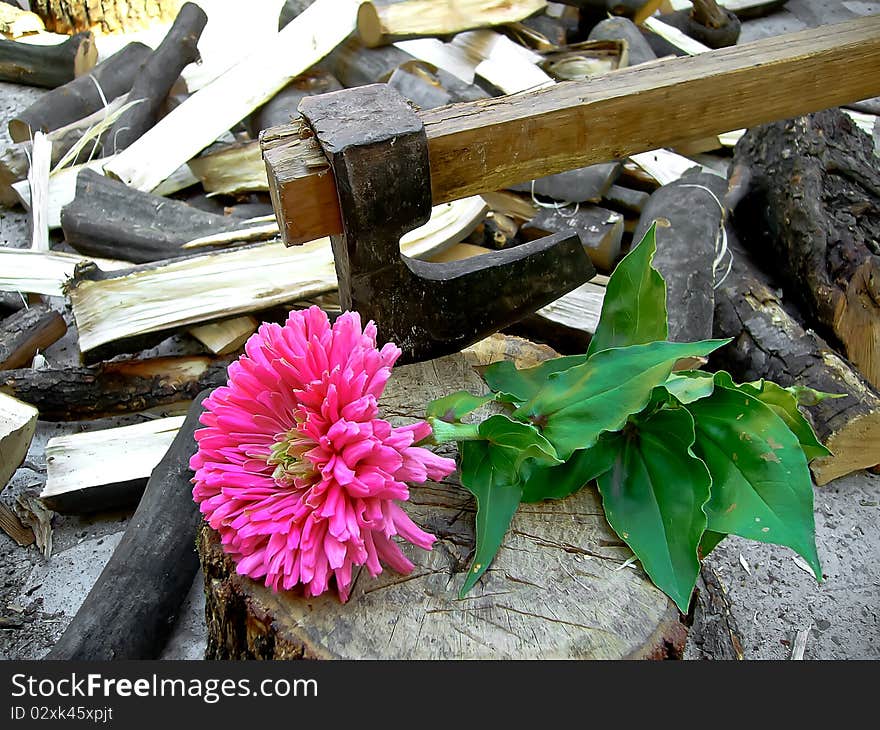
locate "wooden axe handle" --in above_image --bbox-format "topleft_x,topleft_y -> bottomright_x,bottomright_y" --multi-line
262,14 -> 880,245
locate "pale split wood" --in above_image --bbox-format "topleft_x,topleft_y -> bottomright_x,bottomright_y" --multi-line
40,416 -> 185,510
643,15 -> 712,55
187,141 -> 266,195
0,503 -> 34,547
0,249 -> 129,297
199,352 -> 688,659
27,131 -> 51,252
189,316 -> 258,355
69,196 -> 488,355
357,0 -> 547,48
461,332 -> 560,369
103,0 -> 361,192
0,4 -> 45,38
0,391 -> 38,492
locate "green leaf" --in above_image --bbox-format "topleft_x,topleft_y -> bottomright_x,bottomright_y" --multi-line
482,355 -> 588,406
426,390 -> 497,421
458,440 -> 524,597
520,440 -> 618,502
477,414 -> 561,470
698,530 -> 726,559
712,372 -> 831,462
588,223 -> 667,356
426,418 -> 479,445
662,370 -> 716,404
785,384 -> 846,407
686,386 -> 822,581
516,339 -> 730,460
596,407 -> 712,613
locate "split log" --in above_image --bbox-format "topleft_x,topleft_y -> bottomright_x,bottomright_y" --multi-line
30,0 -> 181,35
187,141 -> 267,195
393,37 -> 476,84
631,170 -> 727,342
357,0 -> 547,48
587,16 -> 659,66
199,353 -> 688,659
0,355 -> 234,421
712,232 -> 880,486
27,131 -> 50,252
40,416 -> 185,514
388,60 -> 489,109
510,281 -> 606,353
266,16 -> 880,244
329,37 -> 415,87
508,161 -> 622,203
0,3 -> 45,38
101,2 -> 207,155
732,109 -> 880,391
0,248 -> 128,299
7,41 -> 151,142
604,183 -> 650,215
189,316 -> 258,356
279,1 -> 319,29
0,391 -> 38,491
642,15 -> 711,55
47,391 -> 207,661
103,0 -> 360,193
66,197 -> 488,359
522,205 -> 624,271
61,169 -> 250,263
0,303 -> 67,370
661,0 -> 741,49
0,31 -> 96,88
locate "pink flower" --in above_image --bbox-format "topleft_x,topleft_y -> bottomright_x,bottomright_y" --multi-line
190,306 -> 456,601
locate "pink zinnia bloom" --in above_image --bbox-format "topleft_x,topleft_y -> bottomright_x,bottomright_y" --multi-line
190,306 -> 456,601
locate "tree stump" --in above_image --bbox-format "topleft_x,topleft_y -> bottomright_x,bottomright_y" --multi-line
198,352 -> 688,659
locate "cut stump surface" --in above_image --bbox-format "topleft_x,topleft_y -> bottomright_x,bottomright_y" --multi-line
199,353 -> 687,659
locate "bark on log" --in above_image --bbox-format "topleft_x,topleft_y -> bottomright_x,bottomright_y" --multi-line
247,69 -> 342,138
101,2 -> 206,155
30,0 -> 181,35
587,16 -> 658,67
733,109 -> 880,391
47,391 -> 207,660
522,205 -> 624,271
328,37 -> 414,87
0,31 -> 96,88
7,41 -> 151,142
712,231 -> 880,486
0,354 -> 234,420
631,170 -> 726,343
198,352 -> 688,659
0,304 -> 66,370
61,169 -> 248,263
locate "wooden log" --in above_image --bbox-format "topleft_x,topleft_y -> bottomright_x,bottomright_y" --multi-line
60,169 -> 249,263
0,391 -> 38,491
0,3 -> 45,38
388,60 -> 489,109
631,171 -> 727,342
7,41 -> 151,142
357,0 -> 547,48
713,231 -> 880,485
508,162 -> 622,203
101,2 -> 207,155
0,354 -> 233,421
0,303 -> 66,370
0,502 -> 34,547
522,205 -> 624,272
0,248 -> 129,298
188,315 -> 258,356
67,197 -> 488,359
199,353 -> 688,659
587,16 -> 659,66
30,0 -> 181,35
0,291 -> 25,317
732,109 -> 880,391
186,141 -> 267,195
27,131 -> 50,252
604,183 -> 650,215
0,31 -> 95,88
103,0 -> 360,193
47,391 -> 207,660
40,416 -> 185,514
511,281 -> 606,353
264,15 -> 880,244
329,37 -> 415,87
247,69 -> 343,138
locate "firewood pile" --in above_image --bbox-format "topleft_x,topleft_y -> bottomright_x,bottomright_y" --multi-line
0,0 -> 877,660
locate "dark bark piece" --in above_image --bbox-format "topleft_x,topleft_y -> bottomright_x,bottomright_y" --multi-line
61,169 -> 249,263
847,96 -> 880,116
587,16 -> 658,66
604,183 -> 649,215
0,304 -> 66,370
7,41 -> 151,142
632,171 -> 726,343
732,109 -> 880,390
278,0 -> 318,29
0,291 -> 25,317
30,0 -> 181,34
388,62 -> 489,110
198,354 -> 689,659
101,2 -> 207,155
0,354 -> 234,420
40,477 -> 148,515
47,391 -> 208,660
712,231 -> 880,486
520,13 -> 572,46
509,161 -> 622,203
328,37 -> 414,87
247,69 -> 342,138
523,204 -> 624,271
0,31 -> 96,89
661,7 -> 741,48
